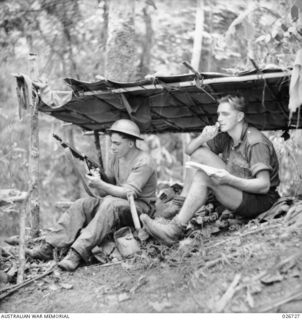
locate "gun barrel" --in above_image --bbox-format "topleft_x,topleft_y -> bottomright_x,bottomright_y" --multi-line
53,134 -> 62,142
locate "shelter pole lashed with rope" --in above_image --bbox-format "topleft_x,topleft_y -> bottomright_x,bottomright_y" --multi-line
28,53 -> 40,238
93,130 -> 104,169
16,53 -> 40,283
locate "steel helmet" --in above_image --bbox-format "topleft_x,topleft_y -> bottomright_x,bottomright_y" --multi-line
107,119 -> 143,140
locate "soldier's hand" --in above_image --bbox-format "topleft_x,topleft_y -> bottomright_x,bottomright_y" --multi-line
86,172 -> 101,188
208,168 -> 230,185
200,123 -> 220,141
90,168 -> 100,177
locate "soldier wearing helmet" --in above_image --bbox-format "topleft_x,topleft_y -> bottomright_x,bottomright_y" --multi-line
28,119 -> 157,271
107,119 -> 143,140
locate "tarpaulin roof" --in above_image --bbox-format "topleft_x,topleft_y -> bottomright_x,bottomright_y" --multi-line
36,68 -> 301,134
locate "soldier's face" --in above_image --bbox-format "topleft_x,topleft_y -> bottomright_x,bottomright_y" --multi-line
110,133 -> 132,158
217,102 -> 243,132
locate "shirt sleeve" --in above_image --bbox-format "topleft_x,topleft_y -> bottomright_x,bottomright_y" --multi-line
248,142 -> 273,176
121,159 -> 154,197
207,133 -> 228,154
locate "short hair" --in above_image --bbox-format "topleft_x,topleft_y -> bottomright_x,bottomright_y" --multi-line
218,95 -> 246,113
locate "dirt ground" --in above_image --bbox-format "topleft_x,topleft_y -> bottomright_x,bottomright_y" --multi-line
1,206 -> 302,313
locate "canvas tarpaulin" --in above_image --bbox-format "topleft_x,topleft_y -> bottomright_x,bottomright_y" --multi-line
30,68 -> 301,133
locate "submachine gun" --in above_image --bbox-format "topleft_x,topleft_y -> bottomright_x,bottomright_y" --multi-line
53,134 -> 110,184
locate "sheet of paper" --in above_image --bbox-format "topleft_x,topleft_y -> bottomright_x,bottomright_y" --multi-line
185,161 -> 221,175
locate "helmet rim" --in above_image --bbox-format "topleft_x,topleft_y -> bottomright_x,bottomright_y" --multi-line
107,119 -> 143,140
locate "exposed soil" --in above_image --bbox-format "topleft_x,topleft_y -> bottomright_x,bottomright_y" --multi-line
1,208 -> 302,313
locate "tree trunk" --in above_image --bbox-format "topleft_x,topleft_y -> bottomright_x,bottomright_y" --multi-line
207,2 -> 214,72
105,0 -> 136,82
101,0 -> 109,46
102,0 -> 136,170
182,0 -> 205,178
136,4 -> 154,78
246,2 -> 256,65
246,14 -> 255,63
191,0 -> 205,71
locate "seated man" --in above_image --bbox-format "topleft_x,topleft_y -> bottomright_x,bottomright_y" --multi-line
141,95 -> 280,245
29,119 -> 157,271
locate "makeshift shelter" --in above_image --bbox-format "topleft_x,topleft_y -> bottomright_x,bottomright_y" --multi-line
29,68 -> 301,134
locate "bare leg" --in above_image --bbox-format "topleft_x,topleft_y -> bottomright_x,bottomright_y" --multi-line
180,147 -> 219,197
176,147 -> 243,225
141,147 -> 244,245
177,170 -> 243,225
158,147 -> 234,219
181,168 -> 195,196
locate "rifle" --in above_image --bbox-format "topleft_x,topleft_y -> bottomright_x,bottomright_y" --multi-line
53,134 -> 110,183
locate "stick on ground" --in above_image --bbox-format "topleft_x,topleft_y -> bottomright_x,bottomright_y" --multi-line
214,273 -> 241,312
0,263 -> 56,301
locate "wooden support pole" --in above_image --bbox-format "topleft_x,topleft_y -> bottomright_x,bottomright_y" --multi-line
17,205 -> 26,284
28,53 -> 40,238
93,131 -> 104,169
17,189 -> 31,284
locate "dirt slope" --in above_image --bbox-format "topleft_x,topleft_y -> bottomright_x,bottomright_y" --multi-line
1,209 -> 302,313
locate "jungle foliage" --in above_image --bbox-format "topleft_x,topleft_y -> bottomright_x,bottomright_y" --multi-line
0,0 -> 302,233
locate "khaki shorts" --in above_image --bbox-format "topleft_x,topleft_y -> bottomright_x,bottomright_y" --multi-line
235,188 -> 279,219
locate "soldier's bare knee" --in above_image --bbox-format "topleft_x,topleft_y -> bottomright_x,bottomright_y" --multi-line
191,147 -> 213,163
191,148 -> 204,162
193,170 -> 209,185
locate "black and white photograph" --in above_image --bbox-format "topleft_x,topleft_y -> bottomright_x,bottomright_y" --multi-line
0,0 -> 302,317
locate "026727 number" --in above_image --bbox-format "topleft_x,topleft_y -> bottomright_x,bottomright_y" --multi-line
282,314 -> 301,319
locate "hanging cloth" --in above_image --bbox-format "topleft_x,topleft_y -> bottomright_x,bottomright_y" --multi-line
289,49 -> 302,122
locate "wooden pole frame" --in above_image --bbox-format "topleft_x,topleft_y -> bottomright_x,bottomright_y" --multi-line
16,53 -> 40,283
93,130 -> 104,169
28,53 -> 40,238
79,71 -> 291,96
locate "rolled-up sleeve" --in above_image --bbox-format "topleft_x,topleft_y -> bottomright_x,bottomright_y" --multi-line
249,143 -> 272,177
122,162 -> 154,197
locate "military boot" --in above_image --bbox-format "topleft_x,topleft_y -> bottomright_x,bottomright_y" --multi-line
27,242 -> 54,261
58,249 -> 82,271
140,214 -> 186,245
156,195 -> 185,219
